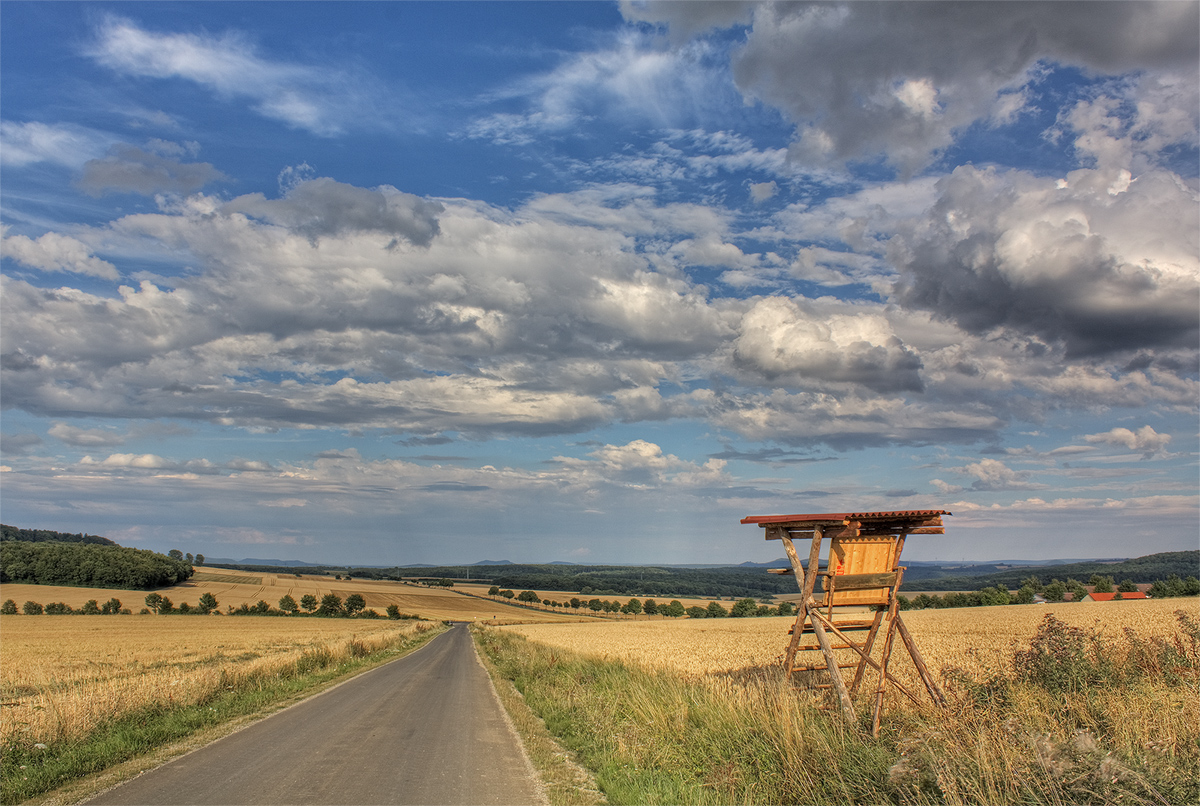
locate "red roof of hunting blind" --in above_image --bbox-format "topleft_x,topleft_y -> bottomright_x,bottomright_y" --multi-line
740,510 -> 951,525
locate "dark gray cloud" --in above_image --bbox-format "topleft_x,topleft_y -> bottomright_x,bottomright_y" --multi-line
631,1 -> 1199,174
1,432 -> 43,456
223,178 -> 443,246
891,165 -> 1199,356
77,143 -> 226,196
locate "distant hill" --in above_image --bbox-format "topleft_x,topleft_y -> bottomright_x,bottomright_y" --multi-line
1,524 -> 117,546
902,551 -> 1199,591
472,559 -> 514,566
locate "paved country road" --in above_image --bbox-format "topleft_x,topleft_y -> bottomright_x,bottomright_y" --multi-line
87,623 -> 547,806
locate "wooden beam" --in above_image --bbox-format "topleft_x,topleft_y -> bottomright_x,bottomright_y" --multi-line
817,572 -> 898,591
807,596 -> 856,726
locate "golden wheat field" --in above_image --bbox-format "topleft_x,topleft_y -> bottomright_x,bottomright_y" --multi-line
0,567 -> 588,624
500,598 -> 1199,682
0,616 -> 438,750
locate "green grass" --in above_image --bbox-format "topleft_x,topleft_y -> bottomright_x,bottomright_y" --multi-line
2,625 -> 446,804
475,614 -> 1200,805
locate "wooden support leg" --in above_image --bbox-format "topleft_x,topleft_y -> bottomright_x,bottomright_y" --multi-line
895,615 -> 947,708
808,597 -> 856,727
871,613 -> 900,737
849,608 -> 884,697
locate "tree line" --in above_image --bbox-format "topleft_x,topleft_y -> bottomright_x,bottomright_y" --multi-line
898,573 -> 1200,610
485,587 -> 798,618
1,540 -> 194,589
4,591 -> 422,620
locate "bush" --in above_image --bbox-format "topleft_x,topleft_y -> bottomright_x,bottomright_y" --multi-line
2,599 -> 18,614
44,602 -> 72,614
101,597 -> 122,614
21,600 -> 42,614
80,599 -> 102,615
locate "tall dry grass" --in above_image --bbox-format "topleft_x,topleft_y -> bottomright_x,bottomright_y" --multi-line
479,601 -> 1200,805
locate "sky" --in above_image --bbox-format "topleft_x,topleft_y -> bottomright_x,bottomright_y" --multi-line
1,1 -> 1197,566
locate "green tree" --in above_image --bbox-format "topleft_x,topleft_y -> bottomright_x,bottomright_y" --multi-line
625,598 -> 643,615
1,599 -> 17,615
685,605 -> 708,618
1013,585 -> 1037,605
1089,574 -> 1115,593
1043,580 -> 1067,602
730,598 -> 759,617
300,594 -> 318,612
642,598 -> 659,615
979,586 -> 1011,607
186,553 -> 194,564
23,601 -> 43,615
345,593 -> 366,615
178,602 -> 193,614
588,598 -> 603,611
198,592 -> 218,614
517,590 -> 540,603
159,596 -> 175,614
776,601 -> 796,617
500,590 -> 515,599
665,600 -> 685,618
144,592 -> 164,614
252,600 -> 270,614
386,604 -> 401,619
195,553 -> 205,565
45,602 -> 72,614
1020,575 -> 1044,594
81,599 -> 102,615
1067,579 -> 1089,602
317,593 -> 343,616
706,601 -> 727,618
278,594 -> 299,614
488,586 -> 500,596
569,598 -> 582,609
168,549 -> 184,560
1117,578 -> 1138,593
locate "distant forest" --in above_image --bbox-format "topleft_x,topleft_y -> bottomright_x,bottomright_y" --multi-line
204,551 -> 1200,600
900,551 -> 1200,591
1,524 -> 117,546
0,525 -> 193,590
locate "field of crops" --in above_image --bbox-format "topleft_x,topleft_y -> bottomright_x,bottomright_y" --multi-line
500,598 -> 1196,681
0,567 -> 588,624
0,616 -> 442,751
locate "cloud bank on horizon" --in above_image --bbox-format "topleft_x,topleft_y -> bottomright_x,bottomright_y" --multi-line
1,2 -> 1196,565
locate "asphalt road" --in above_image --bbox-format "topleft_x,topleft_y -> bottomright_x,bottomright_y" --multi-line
87,623 -> 546,805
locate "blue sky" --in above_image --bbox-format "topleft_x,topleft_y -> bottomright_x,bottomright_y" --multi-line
1,1 -> 1197,565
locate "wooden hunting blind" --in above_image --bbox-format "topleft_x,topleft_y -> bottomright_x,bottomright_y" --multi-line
741,510 -> 950,734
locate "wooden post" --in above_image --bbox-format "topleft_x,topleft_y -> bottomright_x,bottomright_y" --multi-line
895,615 -> 947,708
807,596 -> 856,726
871,615 -> 900,737
848,608 -> 884,696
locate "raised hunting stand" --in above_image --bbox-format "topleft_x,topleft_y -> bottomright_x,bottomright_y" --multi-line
741,510 -> 950,735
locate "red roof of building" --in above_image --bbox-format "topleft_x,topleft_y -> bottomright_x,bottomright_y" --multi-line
740,510 -> 950,525
1084,591 -> 1148,601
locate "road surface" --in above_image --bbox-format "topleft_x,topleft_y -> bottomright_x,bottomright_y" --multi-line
88,623 -> 546,805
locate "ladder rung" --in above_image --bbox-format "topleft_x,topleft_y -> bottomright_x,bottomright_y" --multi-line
791,662 -> 858,672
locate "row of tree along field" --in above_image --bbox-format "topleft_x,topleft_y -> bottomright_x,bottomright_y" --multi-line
899,573 -> 1200,609
1,592 -> 422,620
485,587 -> 800,618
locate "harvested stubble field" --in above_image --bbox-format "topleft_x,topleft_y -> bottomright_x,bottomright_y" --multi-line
0,616 -> 440,752
501,598 -> 1196,682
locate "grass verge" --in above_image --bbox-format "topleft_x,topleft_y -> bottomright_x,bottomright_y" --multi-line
3,623 -> 447,805
474,612 -> 1199,805
471,626 -> 606,806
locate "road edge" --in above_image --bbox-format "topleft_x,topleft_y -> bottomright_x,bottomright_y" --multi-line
470,625 -> 606,806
